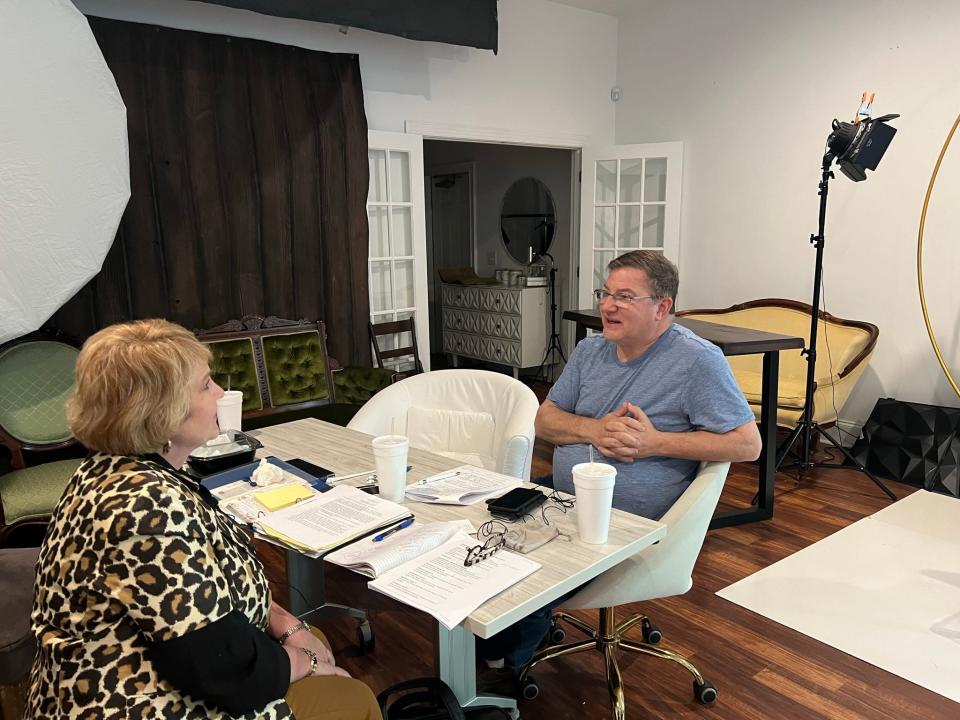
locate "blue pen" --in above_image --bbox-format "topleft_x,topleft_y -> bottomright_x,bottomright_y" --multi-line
372,517 -> 415,542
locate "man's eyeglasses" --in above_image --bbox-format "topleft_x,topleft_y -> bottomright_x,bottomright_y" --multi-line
593,289 -> 660,306
465,520 -> 506,567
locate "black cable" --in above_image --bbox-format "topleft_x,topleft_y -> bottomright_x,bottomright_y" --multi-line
539,488 -> 575,526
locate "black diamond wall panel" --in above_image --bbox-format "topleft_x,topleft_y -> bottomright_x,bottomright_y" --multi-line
851,398 -> 960,497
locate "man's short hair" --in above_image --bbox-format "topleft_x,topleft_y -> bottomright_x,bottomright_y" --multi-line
67,319 -> 212,455
607,250 -> 679,311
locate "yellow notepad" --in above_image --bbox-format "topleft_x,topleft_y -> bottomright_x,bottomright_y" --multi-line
254,484 -> 316,512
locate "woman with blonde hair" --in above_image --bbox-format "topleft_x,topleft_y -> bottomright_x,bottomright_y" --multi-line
27,319 -> 381,720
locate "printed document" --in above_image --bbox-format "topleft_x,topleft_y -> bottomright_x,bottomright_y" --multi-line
405,465 -> 521,505
325,520 -> 472,578
368,530 -> 541,629
255,485 -> 410,556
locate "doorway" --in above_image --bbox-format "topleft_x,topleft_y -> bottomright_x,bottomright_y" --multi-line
425,163 -> 476,351
423,140 -> 577,379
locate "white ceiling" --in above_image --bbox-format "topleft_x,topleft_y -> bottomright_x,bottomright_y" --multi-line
546,0 -> 638,18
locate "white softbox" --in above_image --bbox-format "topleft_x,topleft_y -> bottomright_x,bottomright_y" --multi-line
0,0 -> 130,344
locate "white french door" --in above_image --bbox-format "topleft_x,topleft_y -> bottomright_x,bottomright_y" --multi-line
367,130 -> 430,371
578,142 -> 684,308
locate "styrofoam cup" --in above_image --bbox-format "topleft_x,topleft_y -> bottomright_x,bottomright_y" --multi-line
216,390 -> 244,431
572,462 -> 617,544
372,435 -> 409,503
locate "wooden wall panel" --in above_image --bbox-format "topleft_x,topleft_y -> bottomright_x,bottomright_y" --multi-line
284,49 -> 324,325
53,17 -> 371,366
248,42 -> 294,320
216,37 -> 264,320
181,34 -> 231,329
338,56 -> 373,364
146,27 -> 203,327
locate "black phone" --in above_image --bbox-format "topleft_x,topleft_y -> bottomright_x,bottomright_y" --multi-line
486,487 -> 547,518
285,458 -> 335,482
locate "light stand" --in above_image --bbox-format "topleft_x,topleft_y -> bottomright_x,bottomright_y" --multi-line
775,135 -> 896,500
533,252 -> 566,383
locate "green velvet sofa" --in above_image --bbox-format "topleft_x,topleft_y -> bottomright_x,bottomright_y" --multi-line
196,316 -> 393,430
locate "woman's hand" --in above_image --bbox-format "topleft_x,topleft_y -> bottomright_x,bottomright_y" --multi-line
283,645 -> 351,682
288,629 -> 335,667
268,602 -> 301,641
313,661 -> 351,679
269,602 -> 336,667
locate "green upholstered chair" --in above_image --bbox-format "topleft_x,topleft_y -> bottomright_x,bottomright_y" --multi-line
204,337 -> 263,412
0,339 -> 83,542
196,316 -> 392,429
332,365 -> 394,405
262,331 -> 333,408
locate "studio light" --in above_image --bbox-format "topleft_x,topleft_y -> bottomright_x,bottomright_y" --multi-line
826,112 -> 899,181
775,95 -> 899,501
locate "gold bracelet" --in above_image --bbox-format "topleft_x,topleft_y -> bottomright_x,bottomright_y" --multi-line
278,620 -> 310,645
300,647 -> 319,677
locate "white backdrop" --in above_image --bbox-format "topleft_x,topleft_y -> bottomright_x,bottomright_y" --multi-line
0,0 -> 128,343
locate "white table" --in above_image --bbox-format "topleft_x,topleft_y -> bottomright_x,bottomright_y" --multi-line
252,419 -> 666,712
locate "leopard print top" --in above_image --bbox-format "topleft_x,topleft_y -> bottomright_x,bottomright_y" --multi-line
26,453 -> 294,719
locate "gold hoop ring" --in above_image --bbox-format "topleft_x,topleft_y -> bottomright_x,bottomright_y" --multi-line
917,112 -> 960,398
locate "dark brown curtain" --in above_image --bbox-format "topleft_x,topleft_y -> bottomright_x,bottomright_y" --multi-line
54,17 -> 371,365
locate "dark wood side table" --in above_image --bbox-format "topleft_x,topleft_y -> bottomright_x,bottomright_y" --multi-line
561,309 -> 805,528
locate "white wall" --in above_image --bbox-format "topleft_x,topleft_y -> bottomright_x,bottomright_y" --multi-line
74,0 -> 618,141
616,0 -> 960,427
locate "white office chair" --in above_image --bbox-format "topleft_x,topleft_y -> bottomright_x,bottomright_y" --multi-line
519,461 -> 730,719
347,369 -> 540,480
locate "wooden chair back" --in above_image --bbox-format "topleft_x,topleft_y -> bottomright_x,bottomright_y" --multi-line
368,317 -> 424,379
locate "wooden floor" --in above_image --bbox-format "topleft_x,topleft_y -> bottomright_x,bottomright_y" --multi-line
258,442 -> 958,719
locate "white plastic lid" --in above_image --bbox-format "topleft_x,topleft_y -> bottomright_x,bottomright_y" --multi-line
572,462 -> 616,489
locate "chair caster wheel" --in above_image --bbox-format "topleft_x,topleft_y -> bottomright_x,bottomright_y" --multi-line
694,680 -> 718,704
520,675 -> 540,701
548,620 -> 566,643
641,618 -> 662,644
357,620 -> 375,654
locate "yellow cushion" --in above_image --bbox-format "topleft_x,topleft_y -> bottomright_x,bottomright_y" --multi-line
683,307 -> 868,372
683,306 -> 873,414
730,368 -> 808,409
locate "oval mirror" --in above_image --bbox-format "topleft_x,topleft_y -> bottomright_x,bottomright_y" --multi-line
499,177 -> 556,264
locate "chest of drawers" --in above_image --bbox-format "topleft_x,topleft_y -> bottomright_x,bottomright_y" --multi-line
441,283 -> 547,378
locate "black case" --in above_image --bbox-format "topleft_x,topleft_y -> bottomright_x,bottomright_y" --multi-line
485,487 -> 546,518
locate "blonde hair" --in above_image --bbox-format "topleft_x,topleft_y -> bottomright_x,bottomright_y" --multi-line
67,319 -> 211,455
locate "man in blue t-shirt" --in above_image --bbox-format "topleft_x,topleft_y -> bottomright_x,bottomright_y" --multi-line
541,250 -> 760,520
479,250 -> 760,681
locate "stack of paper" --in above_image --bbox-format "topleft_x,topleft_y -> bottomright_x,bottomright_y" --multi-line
325,520 -> 472,578
255,484 -> 411,557
367,529 -> 541,629
405,465 -> 521,505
